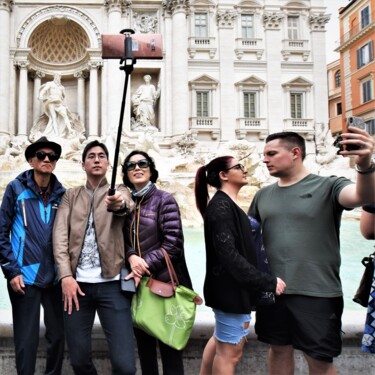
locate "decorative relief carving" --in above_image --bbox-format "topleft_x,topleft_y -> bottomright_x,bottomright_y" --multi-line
217,10 -> 237,28
309,13 -> 330,30
263,12 -> 284,29
133,12 -> 158,33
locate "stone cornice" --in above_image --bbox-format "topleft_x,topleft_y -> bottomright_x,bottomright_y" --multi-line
309,13 -> 330,31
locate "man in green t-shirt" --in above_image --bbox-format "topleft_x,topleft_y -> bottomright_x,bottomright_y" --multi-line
249,129 -> 374,374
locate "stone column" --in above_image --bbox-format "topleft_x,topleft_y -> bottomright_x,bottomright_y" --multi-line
16,60 -> 29,138
309,13 -> 331,130
162,7 -> 173,139
217,9 -> 237,141
165,0 -> 189,137
0,1 -> 13,135
74,71 -> 88,125
88,61 -> 101,139
105,0 -> 126,137
263,12 -> 284,135
32,71 -> 44,120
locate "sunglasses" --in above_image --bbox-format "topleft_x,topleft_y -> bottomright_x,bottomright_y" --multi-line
35,151 -> 59,162
225,163 -> 246,172
125,159 -> 150,171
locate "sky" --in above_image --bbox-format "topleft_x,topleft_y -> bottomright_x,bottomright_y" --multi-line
325,0 -> 352,63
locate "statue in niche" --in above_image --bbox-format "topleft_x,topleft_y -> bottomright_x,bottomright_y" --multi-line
30,73 -> 85,142
131,75 -> 160,129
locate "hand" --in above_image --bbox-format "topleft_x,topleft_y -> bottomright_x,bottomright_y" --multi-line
125,271 -> 142,287
339,127 -> 375,167
105,190 -> 124,211
128,254 -> 150,277
61,276 -> 85,315
10,275 -> 25,295
275,277 -> 286,296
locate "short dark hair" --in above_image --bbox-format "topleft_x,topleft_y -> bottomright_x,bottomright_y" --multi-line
82,140 -> 109,162
266,132 -> 306,160
122,150 -> 159,189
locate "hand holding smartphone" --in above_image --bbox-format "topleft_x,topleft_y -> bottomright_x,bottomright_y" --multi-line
120,266 -> 136,294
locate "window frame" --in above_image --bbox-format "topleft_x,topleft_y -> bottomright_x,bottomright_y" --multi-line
335,70 -> 341,88
241,14 -> 254,39
196,90 -> 210,117
290,92 -> 303,119
287,16 -> 299,40
194,13 -> 208,38
361,6 -> 370,29
362,78 -> 373,103
243,91 -> 257,118
357,41 -> 374,68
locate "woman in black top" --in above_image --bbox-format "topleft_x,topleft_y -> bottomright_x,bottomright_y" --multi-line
194,156 -> 286,375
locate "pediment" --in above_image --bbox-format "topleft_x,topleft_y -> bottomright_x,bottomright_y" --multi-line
282,76 -> 313,87
189,74 -> 219,86
235,75 -> 266,87
237,0 -> 262,8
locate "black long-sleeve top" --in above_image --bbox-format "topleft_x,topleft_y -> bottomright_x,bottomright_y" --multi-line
203,191 -> 276,313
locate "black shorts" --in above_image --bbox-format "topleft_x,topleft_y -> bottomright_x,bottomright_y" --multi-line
255,295 -> 343,363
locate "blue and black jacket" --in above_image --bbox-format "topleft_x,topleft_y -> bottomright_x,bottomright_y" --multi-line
0,170 -> 65,287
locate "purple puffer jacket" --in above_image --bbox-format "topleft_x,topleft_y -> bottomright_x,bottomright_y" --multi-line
124,183 -> 192,288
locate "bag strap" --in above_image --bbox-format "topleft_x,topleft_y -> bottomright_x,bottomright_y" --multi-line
161,248 -> 180,287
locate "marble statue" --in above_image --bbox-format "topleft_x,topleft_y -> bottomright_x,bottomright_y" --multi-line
38,73 -> 74,137
131,75 -> 160,129
29,73 -> 85,145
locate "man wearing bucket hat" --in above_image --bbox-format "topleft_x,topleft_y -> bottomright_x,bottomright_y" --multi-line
0,136 -> 65,375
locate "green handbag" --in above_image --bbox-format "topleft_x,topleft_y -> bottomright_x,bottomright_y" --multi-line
131,249 -> 202,350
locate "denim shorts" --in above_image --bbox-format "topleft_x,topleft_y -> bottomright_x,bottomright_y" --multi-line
213,309 -> 251,345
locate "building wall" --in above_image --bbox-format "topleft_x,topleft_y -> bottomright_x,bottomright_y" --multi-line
338,0 -> 375,133
0,0 -> 332,153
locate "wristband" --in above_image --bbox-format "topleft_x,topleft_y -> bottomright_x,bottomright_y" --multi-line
355,161 -> 375,174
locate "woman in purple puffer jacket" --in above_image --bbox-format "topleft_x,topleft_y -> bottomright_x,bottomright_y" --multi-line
121,150 -> 192,375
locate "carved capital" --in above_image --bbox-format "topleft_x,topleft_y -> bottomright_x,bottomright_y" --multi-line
263,12 -> 284,30
162,0 -> 190,16
74,70 -> 89,79
15,60 -> 29,69
217,10 -> 237,28
31,70 -> 45,80
309,13 -> 330,31
88,60 -> 103,70
0,1 -> 13,12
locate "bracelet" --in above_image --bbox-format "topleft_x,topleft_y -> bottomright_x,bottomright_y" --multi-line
355,161 -> 375,174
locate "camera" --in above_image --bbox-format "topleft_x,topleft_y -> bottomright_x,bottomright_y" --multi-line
333,116 -> 365,152
102,33 -> 163,60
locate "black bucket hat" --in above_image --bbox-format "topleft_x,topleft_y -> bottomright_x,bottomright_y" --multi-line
25,137 -> 62,161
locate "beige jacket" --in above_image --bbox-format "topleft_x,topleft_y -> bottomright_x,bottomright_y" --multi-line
53,179 -> 133,280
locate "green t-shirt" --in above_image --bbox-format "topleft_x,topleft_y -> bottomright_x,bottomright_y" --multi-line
249,174 -> 353,298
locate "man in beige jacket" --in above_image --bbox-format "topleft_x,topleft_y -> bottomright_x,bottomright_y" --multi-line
53,140 -> 136,375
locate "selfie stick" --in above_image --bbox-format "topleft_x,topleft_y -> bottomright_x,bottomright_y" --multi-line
108,29 -> 136,196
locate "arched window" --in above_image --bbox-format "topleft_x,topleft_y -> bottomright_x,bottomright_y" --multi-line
335,70 -> 341,88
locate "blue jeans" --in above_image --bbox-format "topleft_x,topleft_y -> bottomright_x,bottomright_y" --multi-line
63,281 -> 136,375
8,282 -> 65,375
